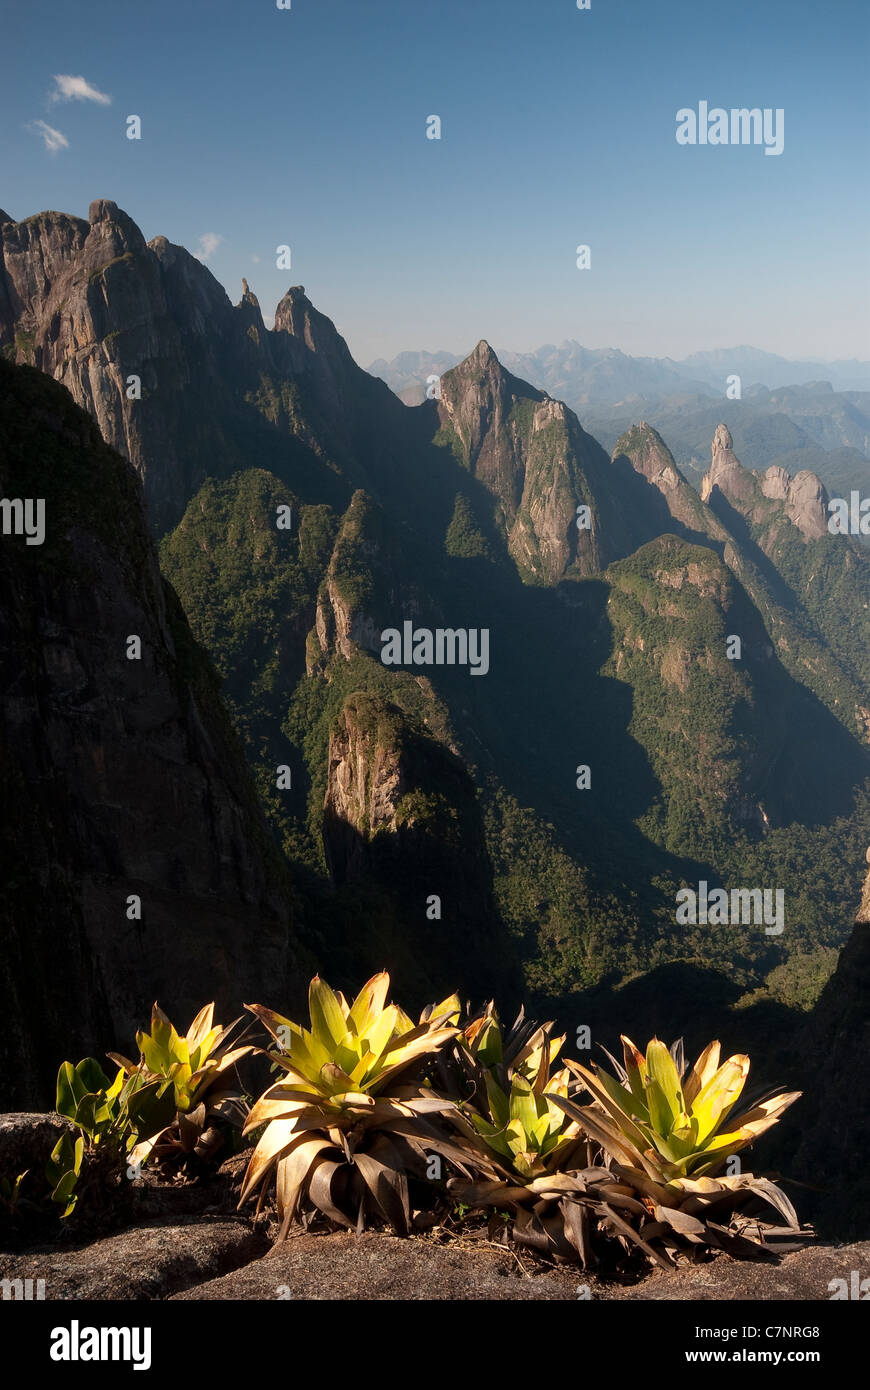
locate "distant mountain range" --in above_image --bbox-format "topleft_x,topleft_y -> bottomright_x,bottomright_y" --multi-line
368,343 -> 870,403
3,201 -> 870,1123
368,345 -> 870,513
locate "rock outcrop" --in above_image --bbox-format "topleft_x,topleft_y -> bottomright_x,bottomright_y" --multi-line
0,203 -> 394,535
323,695 -> 417,877
436,342 -> 637,582
701,422 -> 829,540
761,463 -> 790,501
0,1218 -> 268,1299
322,691 -> 518,1002
0,360 -> 308,1108
785,468 -> 829,539
1,1198 -> 865,1303
310,490 -> 426,671
701,423 -> 759,508
612,421 -> 731,544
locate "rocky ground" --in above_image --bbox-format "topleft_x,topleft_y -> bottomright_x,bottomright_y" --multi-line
3,1217 -> 866,1303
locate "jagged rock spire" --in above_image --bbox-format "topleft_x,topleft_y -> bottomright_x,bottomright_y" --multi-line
701,423 -> 752,504
700,423 -> 828,537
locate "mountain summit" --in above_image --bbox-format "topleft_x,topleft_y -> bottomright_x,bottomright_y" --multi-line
0,205 -> 392,532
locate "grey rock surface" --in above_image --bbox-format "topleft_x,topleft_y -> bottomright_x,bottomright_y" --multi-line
0,1217 -> 266,1300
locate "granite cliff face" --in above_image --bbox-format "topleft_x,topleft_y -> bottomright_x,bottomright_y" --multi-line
436,341 -> 638,582
310,490 -> 428,672
611,421 -> 731,543
602,533 -> 863,841
0,202 -> 396,534
0,360 -> 308,1107
321,691 -> 516,1001
1,202 -> 239,533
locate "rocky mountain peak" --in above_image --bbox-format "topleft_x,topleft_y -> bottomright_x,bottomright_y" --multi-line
88,198 -> 120,224
437,345 -> 530,511
469,338 -> 499,368
273,284 -> 354,368
702,422 -> 758,506
707,421 -> 743,481
236,278 -> 266,341
712,421 -> 734,454
614,421 -> 684,492
273,283 -> 308,324
273,284 -> 311,330
87,198 -> 147,254
759,462 -> 828,537
436,344 -> 640,581
441,338 -> 543,410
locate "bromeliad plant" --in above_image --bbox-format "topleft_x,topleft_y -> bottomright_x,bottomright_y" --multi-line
109,1002 -> 255,1166
45,985 -> 806,1271
448,1005 -> 587,1181
239,972 -> 471,1238
48,1057 -> 175,1218
441,1005 -> 622,1262
550,1036 -> 802,1266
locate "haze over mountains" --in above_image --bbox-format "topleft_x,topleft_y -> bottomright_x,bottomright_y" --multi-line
369,344 -> 870,512
2,201 -> 869,1126
369,343 -> 870,402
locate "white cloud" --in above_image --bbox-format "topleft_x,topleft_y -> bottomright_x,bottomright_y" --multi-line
50,74 -> 111,105
29,120 -> 69,154
251,254 -> 261,264
195,233 -> 223,262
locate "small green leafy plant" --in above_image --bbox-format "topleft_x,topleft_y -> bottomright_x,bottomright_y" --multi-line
48,1057 -> 174,1218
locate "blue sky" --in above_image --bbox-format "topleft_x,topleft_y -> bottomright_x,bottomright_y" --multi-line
2,0 -> 868,364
